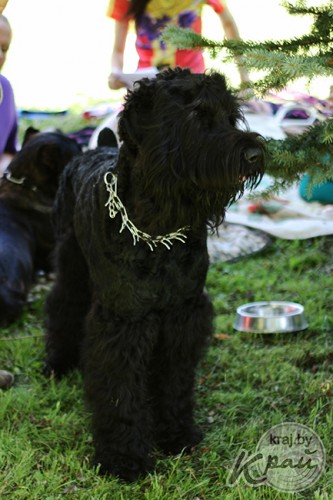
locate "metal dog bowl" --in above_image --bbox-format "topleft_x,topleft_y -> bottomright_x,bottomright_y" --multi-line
234,301 -> 308,333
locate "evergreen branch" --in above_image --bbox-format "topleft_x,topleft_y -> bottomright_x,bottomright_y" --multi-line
282,0 -> 333,17
165,2 -> 333,192
162,26 -> 218,50
163,27 -> 333,59
263,119 -> 333,194
233,51 -> 332,75
224,32 -> 333,54
163,26 -> 333,93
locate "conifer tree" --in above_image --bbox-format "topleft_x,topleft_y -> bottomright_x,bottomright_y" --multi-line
164,1 -> 333,192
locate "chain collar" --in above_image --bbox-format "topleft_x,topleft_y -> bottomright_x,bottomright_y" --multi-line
3,171 -> 38,191
104,172 -> 189,251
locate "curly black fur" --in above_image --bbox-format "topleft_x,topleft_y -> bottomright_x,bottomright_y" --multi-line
45,68 -> 265,482
0,128 -> 80,325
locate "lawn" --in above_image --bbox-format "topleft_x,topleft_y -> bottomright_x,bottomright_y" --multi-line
0,114 -> 332,499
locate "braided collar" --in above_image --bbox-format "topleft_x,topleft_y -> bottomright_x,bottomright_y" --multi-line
104,172 -> 189,251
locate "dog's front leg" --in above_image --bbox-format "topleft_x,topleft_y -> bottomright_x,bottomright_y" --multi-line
82,305 -> 158,482
151,293 -> 213,455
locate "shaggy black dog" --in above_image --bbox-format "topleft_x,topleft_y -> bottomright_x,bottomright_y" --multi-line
0,128 -> 80,325
45,68 -> 265,482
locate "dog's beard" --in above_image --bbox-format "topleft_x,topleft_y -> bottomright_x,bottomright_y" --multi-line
134,173 -> 261,235
130,133 -> 264,234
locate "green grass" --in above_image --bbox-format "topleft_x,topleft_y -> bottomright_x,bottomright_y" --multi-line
1,236 -> 332,499
1,116 -> 332,498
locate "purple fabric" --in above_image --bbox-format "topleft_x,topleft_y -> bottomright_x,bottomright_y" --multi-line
0,74 -> 18,155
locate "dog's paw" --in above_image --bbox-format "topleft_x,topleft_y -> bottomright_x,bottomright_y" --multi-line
157,426 -> 203,455
43,360 -> 72,379
95,453 -> 155,482
43,353 -> 79,378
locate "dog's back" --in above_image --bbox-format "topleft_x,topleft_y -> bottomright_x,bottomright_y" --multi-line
0,130 -> 81,325
53,144 -> 119,238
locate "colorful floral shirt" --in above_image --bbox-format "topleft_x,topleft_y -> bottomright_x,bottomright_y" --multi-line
107,0 -> 225,72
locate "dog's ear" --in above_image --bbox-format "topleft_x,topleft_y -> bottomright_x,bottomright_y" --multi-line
118,77 -> 157,148
22,126 -> 40,146
118,68 -> 193,148
97,128 -> 118,148
32,139 -> 79,181
31,139 -> 80,197
33,144 -> 65,177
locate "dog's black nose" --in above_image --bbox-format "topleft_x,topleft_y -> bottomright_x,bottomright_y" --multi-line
244,147 -> 262,164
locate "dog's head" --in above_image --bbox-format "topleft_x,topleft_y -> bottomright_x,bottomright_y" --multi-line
3,129 -> 81,202
118,68 -> 265,229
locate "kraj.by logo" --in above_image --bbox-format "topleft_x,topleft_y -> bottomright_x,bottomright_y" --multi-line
227,422 -> 326,493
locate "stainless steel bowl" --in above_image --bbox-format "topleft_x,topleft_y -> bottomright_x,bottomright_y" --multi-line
234,301 -> 308,333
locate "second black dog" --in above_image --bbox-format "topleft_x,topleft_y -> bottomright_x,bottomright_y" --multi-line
0,128 -> 80,325
45,68 -> 265,481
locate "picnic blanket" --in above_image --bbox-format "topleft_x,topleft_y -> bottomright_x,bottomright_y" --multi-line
206,177 -> 332,264
225,175 -> 333,240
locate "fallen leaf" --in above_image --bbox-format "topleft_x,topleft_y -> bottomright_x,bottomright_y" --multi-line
214,333 -> 231,340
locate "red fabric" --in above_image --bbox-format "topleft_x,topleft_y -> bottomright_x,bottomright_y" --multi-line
107,0 -> 130,20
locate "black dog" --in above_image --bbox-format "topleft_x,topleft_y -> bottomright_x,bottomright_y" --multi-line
0,128 -> 80,325
45,68 -> 265,481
